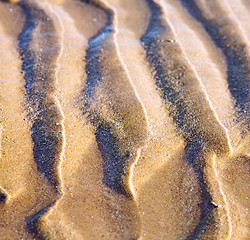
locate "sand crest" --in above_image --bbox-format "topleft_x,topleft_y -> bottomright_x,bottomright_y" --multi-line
0,0 -> 249,239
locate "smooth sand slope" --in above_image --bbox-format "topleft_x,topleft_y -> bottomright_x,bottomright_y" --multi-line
0,0 -> 249,239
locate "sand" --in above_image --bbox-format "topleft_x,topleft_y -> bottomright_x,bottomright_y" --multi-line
0,0 -> 249,239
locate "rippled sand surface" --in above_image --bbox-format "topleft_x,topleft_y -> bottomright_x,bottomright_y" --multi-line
0,0 -> 249,239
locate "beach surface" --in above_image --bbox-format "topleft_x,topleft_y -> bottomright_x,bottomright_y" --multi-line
0,0 -> 249,239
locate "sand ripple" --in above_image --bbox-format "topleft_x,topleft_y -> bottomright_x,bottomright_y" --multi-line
0,0 -> 249,239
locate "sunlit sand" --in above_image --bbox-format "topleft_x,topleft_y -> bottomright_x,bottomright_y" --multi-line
0,0 -> 249,239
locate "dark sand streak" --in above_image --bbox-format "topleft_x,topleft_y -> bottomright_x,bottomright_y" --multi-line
141,0 -> 231,239
17,1 -> 63,238
180,0 -> 250,129
0,190 -> 7,203
80,0 -> 148,198
79,0 -> 149,239
18,1 -> 62,188
26,200 -> 57,240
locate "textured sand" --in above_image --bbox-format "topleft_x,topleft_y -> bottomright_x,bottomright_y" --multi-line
0,0 -> 249,239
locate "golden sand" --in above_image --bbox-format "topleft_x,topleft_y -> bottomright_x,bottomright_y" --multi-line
0,0 -> 249,239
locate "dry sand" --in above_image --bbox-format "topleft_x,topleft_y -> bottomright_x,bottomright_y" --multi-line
0,0 -> 249,239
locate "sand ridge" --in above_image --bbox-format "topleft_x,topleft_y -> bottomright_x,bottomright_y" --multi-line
0,0 -> 249,239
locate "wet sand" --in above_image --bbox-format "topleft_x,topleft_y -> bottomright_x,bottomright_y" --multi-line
0,0 -> 249,239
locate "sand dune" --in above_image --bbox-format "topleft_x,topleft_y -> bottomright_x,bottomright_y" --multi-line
0,0 -> 249,239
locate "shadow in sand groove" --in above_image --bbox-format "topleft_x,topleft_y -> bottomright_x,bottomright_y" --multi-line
180,0 -> 250,124
80,0 -> 148,198
141,0 -> 232,238
18,1 -> 63,188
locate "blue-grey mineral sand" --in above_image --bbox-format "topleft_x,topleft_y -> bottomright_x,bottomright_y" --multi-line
0,0 -> 249,239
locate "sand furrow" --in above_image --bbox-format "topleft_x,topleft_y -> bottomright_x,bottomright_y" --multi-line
102,0 -> 152,201
0,0 -> 249,239
18,0 -> 63,188
46,1 -> 66,193
161,0 -> 238,143
25,0 -> 149,239
17,0 -> 65,237
82,0 -> 149,202
79,0 -> 151,238
141,0 -> 233,238
0,1 -> 58,239
180,0 -> 250,130
106,1 -> 202,239
141,0 -> 232,156
165,1 -> 249,238
160,0 -> 233,154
